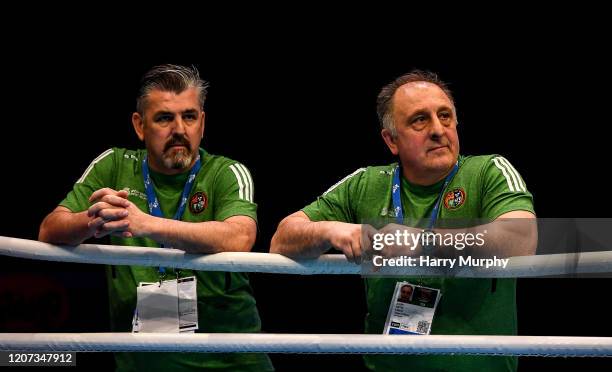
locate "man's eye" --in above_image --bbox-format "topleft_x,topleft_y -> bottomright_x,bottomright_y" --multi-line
183,114 -> 197,121
439,112 -> 451,120
410,115 -> 428,130
412,116 -> 426,124
155,115 -> 173,123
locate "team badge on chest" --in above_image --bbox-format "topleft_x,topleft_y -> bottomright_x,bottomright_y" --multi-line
189,191 -> 208,214
443,188 -> 466,210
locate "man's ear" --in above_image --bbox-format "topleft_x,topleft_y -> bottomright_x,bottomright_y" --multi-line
132,112 -> 145,142
381,128 -> 399,156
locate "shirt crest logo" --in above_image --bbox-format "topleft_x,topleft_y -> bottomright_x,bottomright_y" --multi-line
443,188 -> 466,210
189,191 -> 208,214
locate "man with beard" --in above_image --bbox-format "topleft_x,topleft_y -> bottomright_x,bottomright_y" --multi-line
39,64 -> 273,371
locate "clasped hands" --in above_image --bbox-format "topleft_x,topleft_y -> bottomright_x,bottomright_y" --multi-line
86,188 -> 148,239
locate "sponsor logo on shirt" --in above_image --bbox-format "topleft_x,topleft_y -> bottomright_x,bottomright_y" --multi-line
189,191 -> 208,214
443,188 -> 466,210
123,154 -> 139,161
122,187 -> 147,200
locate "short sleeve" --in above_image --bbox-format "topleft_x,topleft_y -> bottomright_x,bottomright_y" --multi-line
59,148 -> 116,213
301,168 -> 365,223
481,155 -> 535,219
213,162 -> 258,222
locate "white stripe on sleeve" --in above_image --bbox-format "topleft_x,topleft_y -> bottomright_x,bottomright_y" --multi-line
492,157 -> 516,192
229,164 -> 246,200
235,163 -> 254,202
499,156 -> 526,192
76,149 -> 114,184
323,168 -> 366,196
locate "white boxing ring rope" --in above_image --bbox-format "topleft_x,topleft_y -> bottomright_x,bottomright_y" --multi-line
2,235 -> 612,357
1,333 -> 612,357
2,236 -> 612,277
0,236 -> 357,275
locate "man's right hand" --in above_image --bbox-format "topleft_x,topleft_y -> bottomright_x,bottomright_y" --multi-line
270,212 -> 376,264
86,188 -> 131,238
323,222 -> 377,264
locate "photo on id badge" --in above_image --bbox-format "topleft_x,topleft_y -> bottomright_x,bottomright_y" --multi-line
384,281 -> 441,335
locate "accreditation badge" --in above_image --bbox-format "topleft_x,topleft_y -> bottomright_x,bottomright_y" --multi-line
383,281 -> 441,335
132,276 -> 198,333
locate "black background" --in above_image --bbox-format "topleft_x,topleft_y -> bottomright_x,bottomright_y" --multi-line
1,35 -> 611,371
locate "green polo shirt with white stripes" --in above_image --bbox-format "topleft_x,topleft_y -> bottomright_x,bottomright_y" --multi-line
60,147 -> 273,371
302,154 -> 534,372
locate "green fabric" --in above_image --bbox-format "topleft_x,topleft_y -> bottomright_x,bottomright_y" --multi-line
60,148 -> 273,371
302,155 -> 534,372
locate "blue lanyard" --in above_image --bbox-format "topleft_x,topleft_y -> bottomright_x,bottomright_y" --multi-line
392,162 -> 459,228
142,153 -> 202,276
142,155 -> 202,221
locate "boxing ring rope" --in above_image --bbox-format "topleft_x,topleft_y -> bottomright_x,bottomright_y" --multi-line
2,235 -> 612,357
1,236 -> 612,277
1,333 -> 612,356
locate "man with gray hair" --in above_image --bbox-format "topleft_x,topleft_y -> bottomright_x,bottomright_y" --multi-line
272,70 -> 536,371
39,64 -> 273,371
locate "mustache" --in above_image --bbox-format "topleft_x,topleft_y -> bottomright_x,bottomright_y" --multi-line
164,135 -> 190,151
429,141 -> 450,150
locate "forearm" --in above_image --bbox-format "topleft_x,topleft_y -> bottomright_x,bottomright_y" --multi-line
143,217 -> 255,254
270,217 -> 336,258
39,209 -> 95,246
376,212 -> 537,259
432,218 -> 537,258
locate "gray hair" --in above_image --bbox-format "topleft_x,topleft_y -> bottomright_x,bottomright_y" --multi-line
376,70 -> 454,137
136,64 -> 210,116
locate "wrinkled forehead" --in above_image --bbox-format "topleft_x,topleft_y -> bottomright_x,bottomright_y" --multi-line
145,87 -> 202,113
393,81 -> 454,115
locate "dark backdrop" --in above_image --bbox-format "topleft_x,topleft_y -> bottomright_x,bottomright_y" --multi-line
1,46 -> 611,371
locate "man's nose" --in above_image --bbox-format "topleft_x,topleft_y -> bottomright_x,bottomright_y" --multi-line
429,116 -> 445,139
171,117 -> 187,135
